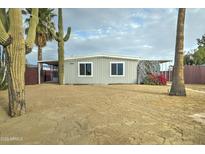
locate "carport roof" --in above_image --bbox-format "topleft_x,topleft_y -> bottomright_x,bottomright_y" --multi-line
38,60 -> 58,66
141,59 -> 172,63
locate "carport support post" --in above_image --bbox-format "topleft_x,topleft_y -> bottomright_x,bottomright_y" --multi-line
38,62 -> 41,84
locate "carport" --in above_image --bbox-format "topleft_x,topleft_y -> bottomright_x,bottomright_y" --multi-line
38,60 -> 58,84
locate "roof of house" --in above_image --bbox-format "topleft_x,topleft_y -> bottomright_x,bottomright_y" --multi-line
38,55 -> 172,65
64,55 -> 141,61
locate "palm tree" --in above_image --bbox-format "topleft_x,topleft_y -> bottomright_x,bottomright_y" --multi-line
24,8 -> 56,61
169,8 -> 186,96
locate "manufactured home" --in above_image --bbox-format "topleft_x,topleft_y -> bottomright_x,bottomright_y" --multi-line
37,55 -> 171,85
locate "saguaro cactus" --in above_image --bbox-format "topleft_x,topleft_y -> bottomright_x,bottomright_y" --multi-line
50,8 -> 71,85
0,8 -> 38,117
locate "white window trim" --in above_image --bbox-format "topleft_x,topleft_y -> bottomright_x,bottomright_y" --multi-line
78,62 -> 93,77
110,61 -> 125,77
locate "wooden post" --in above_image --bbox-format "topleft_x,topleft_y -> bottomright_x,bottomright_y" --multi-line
38,62 -> 41,84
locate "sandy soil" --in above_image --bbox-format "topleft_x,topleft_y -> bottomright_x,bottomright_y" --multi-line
186,84 -> 205,92
0,84 -> 205,145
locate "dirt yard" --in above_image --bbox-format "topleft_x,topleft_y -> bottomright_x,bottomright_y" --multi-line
186,84 -> 205,92
0,84 -> 205,145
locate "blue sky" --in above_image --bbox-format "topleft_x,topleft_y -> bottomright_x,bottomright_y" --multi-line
26,8 -> 205,64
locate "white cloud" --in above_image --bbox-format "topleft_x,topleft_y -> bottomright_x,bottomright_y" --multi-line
130,23 -> 141,29
26,8 -> 205,65
142,45 -> 153,49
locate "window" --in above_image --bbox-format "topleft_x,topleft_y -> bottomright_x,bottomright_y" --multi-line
110,62 -> 125,77
78,62 -> 93,77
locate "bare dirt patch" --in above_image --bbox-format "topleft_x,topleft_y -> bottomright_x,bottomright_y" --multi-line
186,84 -> 205,92
0,84 -> 205,144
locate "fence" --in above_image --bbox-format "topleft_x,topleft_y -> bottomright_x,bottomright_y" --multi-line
25,66 -> 58,85
25,66 -> 38,85
160,65 -> 205,84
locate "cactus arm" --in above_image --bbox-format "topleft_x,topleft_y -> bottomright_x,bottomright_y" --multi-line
25,8 -> 39,54
0,8 -> 9,31
63,27 -> 71,42
48,25 -> 60,41
0,19 -> 11,47
58,8 -> 63,36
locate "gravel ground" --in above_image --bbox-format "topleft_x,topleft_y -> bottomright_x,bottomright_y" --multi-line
0,84 -> 205,145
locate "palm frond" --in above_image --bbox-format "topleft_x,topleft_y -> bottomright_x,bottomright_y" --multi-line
24,8 -> 57,46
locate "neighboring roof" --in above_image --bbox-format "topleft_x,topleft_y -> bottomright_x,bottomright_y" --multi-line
140,59 -> 172,63
65,55 -> 140,61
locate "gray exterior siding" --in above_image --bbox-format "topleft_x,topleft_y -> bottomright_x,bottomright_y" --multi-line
64,57 -> 139,84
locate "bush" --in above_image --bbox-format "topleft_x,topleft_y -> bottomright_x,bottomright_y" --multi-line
142,73 -> 167,85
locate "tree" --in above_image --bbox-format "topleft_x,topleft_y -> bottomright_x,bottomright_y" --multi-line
49,8 -> 71,85
184,48 -> 205,66
188,35 -> 205,65
169,8 -> 186,96
184,51 -> 194,65
197,34 -> 205,47
0,8 -> 38,117
193,47 -> 205,65
183,33 -> 205,66
24,8 -> 56,62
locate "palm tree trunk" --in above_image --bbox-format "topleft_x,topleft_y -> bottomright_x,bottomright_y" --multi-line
6,9 -> 26,116
38,45 -> 42,61
38,45 -> 43,81
169,8 -> 186,96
